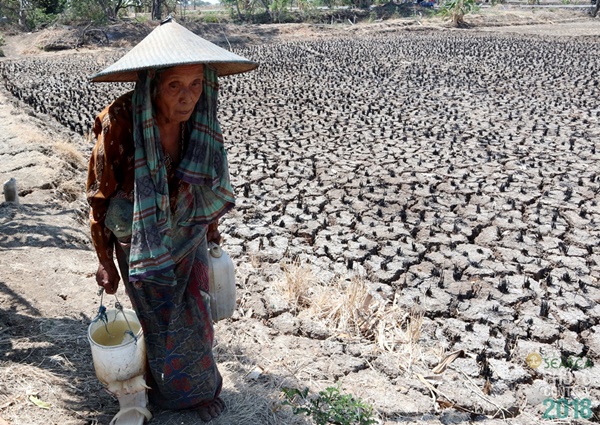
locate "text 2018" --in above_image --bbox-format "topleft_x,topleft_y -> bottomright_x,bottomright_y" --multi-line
543,398 -> 592,419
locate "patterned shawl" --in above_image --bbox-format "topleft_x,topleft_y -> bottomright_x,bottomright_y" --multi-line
129,66 -> 235,282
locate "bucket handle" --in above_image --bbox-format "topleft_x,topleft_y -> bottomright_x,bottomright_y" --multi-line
93,288 -> 138,344
92,288 -> 111,335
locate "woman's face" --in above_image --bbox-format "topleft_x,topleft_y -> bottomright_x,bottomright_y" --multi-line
153,64 -> 204,125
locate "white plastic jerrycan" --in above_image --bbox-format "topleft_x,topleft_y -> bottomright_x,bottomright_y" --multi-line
207,242 -> 236,322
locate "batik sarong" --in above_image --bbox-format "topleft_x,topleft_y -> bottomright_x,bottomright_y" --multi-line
107,194 -> 221,410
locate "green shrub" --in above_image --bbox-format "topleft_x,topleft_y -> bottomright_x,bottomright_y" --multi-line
62,0 -> 107,25
200,12 -> 221,23
133,14 -> 150,23
26,7 -> 57,29
282,386 -> 377,425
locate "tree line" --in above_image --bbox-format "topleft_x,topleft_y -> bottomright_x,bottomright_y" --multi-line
0,0 -> 215,30
0,0 -> 491,32
0,0 -> 409,30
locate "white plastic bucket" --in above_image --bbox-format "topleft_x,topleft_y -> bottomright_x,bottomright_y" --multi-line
87,308 -> 146,386
208,242 -> 236,322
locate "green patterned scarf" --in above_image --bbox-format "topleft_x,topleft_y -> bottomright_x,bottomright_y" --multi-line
129,66 -> 235,282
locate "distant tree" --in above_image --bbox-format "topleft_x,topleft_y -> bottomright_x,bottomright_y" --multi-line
61,0 -> 143,23
152,0 -> 161,18
339,0 -> 373,10
37,0 -> 64,14
0,0 -> 66,28
221,0 -> 259,21
0,0 -> 25,28
0,0 -> 184,27
16,0 -> 28,27
95,0 -> 140,20
259,0 -> 273,20
0,0 -> 21,26
439,0 -> 478,26
315,0 -> 332,8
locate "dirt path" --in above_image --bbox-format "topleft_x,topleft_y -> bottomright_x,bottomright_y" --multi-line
0,84 -> 105,424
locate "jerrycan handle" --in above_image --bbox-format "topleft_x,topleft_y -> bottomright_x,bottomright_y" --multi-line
208,241 -> 223,259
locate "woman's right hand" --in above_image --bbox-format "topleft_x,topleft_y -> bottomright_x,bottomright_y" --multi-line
96,261 -> 120,294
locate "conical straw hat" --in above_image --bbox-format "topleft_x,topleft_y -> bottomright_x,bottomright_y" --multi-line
90,17 -> 258,82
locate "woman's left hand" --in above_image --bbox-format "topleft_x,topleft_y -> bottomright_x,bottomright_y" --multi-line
207,221 -> 222,244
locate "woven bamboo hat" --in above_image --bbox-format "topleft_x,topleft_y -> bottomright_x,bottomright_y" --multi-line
90,17 -> 258,82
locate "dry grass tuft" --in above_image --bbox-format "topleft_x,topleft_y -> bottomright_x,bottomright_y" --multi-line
310,276 -> 372,337
271,256 -> 429,373
307,275 -> 426,370
377,304 -> 425,372
57,180 -> 84,203
0,361 -> 69,424
275,258 -> 315,312
53,141 -> 85,168
248,251 -> 262,269
376,302 -> 423,351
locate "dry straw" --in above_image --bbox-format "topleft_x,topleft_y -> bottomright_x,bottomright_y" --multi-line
275,258 -> 315,312
311,277 -> 423,344
53,141 -> 85,168
275,259 -> 426,371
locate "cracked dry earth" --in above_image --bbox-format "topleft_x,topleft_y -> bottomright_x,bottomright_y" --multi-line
1,16 -> 600,425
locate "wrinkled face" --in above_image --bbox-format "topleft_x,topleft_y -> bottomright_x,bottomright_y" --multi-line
153,64 -> 204,125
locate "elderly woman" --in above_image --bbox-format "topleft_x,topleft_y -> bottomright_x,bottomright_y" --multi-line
86,18 -> 257,423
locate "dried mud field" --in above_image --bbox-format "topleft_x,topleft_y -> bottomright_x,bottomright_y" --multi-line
1,10 -> 600,425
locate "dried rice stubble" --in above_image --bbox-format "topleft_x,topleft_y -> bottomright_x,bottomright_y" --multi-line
274,257 -> 316,313
308,275 -> 428,372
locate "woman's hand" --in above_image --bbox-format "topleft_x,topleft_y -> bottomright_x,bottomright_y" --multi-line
96,261 -> 120,294
207,221 -> 222,244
